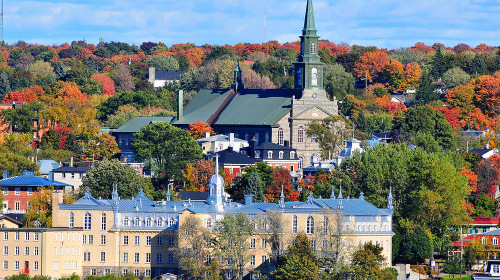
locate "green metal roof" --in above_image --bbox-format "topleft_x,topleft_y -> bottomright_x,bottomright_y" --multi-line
112,116 -> 174,133
174,89 -> 298,127
175,89 -> 232,125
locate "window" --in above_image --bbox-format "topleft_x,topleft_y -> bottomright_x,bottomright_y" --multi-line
34,247 -> 39,256
25,232 -> 29,241
227,258 -> 233,265
255,151 -> 261,158
279,151 -> 284,159
291,165 -> 295,172
24,246 -> 29,255
101,235 -> 106,245
3,261 -> 7,270
227,271 -> 233,279
69,212 -> 74,228
245,132 -> 249,141
146,236 -> 151,246
311,135 -> 318,143
306,216 -> 314,234
134,217 -> 140,227
157,236 -> 163,246
134,253 -> 140,263
15,201 -> 20,211
322,240 -> 328,248
15,232 -> 19,241
3,246 -> 7,255
206,218 -> 212,228
168,217 -> 175,227
146,253 -> 151,263
267,151 -> 273,158
156,269 -> 163,277
205,254 -> 210,265
156,217 -> 163,227
123,252 -> 128,263
494,238 -> 499,246
311,42 -> 316,54
88,235 -> 93,245
265,132 -> 270,142
250,238 -> 256,249
15,188 -> 20,195
157,253 -> 162,264
123,236 -> 129,245
100,252 -> 106,262
34,232 -> 38,241
278,128 -> 284,145
299,157 -> 303,169
123,217 -> 129,226
135,236 -> 140,245
2,187 -> 7,195
84,213 -> 91,230
104,269 -> 110,275
262,239 -> 267,249
298,127 -> 304,143
15,246 -> 19,255
134,269 -> 140,277
311,68 -> 318,86
482,237 -> 487,245
101,213 -> 106,230
146,217 -> 152,227
55,247 -> 57,256
27,187 -> 33,196
122,269 -> 128,275
168,236 -> 175,247
168,253 -> 174,264
255,133 -> 260,144
250,255 -> 255,266
262,255 -> 267,266
323,216 -> 328,235
82,235 -> 86,244
312,240 -> 317,251
15,261 -> 19,271
145,270 -> 151,277
292,215 -> 298,234
3,232 -> 7,240
34,261 -> 38,271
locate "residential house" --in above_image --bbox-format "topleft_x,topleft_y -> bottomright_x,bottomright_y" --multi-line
148,67 -> 183,88
52,166 -> 91,192
197,133 -> 248,154
241,140 -> 300,178
470,148 -> 499,159
213,148 -> 261,179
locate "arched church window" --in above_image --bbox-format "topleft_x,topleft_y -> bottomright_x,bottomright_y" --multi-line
298,127 -> 304,143
311,68 -> 318,86
306,216 -> 314,234
311,42 -> 316,54
245,133 -> 249,141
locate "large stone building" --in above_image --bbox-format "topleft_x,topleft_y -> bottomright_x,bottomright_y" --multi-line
0,161 -> 394,279
173,0 -> 338,166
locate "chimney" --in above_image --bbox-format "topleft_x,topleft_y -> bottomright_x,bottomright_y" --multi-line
229,133 -> 235,147
70,157 -> 74,167
250,138 -> 257,158
148,67 -> 156,84
49,171 -> 54,182
51,190 -> 64,227
244,194 -> 253,206
284,140 -> 289,147
205,132 -> 210,138
2,171 -> 8,179
177,89 -> 184,120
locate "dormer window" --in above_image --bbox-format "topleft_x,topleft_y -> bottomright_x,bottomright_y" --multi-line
279,151 -> 284,159
255,151 -> 260,158
268,151 -> 273,158
290,151 -> 295,159
311,42 -> 316,54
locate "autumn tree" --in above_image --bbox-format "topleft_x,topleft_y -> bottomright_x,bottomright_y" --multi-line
274,234 -> 319,280
350,243 -> 396,280
91,73 -> 116,95
442,67 -> 471,91
182,159 -> 215,191
445,84 -> 475,118
266,168 -> 298,202
189,120 -> 215,139
353,50 -> 389,83
24,187 -> 75,228
112,64 -> 135,92
306,116 -> 344,159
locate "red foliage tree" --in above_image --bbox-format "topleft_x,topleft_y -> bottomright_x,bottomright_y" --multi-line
266,168 -> 299,202
189,120 -> 215,140
91,73 -> 116,95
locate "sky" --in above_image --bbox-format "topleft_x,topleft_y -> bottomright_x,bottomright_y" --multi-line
6,0 -> 500,50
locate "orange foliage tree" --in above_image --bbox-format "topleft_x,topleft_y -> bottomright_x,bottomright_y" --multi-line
91,73 -> 116,95
375,95 -> 407,115
265,168 -> 299,202
182,159 -> 215,191
353,50 -> 390,83
445,84 -> 476,118
3,85 -> 44,104
470,75 -> 500,116
189,120 -> 215,140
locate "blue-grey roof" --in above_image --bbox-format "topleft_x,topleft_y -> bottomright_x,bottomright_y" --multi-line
0,173 -> 70,187
155,70 -> 183,81
37,160 -> 61,174
111,116 -> 174,133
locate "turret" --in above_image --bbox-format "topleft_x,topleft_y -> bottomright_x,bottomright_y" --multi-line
231,62 -> 244,92
330,185 -> 335,199
388,186 -> 393,210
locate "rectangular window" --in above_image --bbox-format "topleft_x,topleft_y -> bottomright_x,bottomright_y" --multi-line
261,239 -> 267,249
15,188 -> 20,195
250,238 -> 256,249
134,252 -> 140,263
34,232 -> 39,241
134,269 -> 140,277
135,236 -> 139,245
24,246 -> 29,255
55,247 -> 57,256
83,252 -> 90,262
123,235 -> 129,245
14,201 -> 20,210
157,253 -> 162,264
250,255 -> 255,266
27,188 -> 32,196
2,187 -> 7,195
100,252 -> 105,262
168,253 -> 174,264
146,253 -> 151,263
262,255 -> 267,266
157,236 -> 163,246
15,232 -> 19,241
55,232 -> 58,241
3,261 -> 7,270
123,252 -> 128,263
104,269 -> 110,275
168,236 -> 175,246
15,261 -> 19,271
146,236 -> 151,246
25,232 -> 29,241
34,261 -> 38,271
145,270 -> 151,277
3,232 -> 7,240
82,235 -> 86,244
34,247 -> 39,256
88,235 -> 93,245
3,246 -> 7,255
15,246 -> 19,256
101,235 -> 106,245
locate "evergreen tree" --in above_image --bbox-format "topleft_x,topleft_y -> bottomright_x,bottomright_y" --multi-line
55,62 -> 67,77
470,54 -> 486,75
415,72 -> 438,105
0,71 -> 11,100
245,171 -> 264,202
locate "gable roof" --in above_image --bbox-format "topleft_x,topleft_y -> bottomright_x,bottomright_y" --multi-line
0,173 -> 70,187
215,149 -> 261,165
0,214 -> 24,226
175,89 -> 232,125
112,116 -> 174,133
37,160 -> 61,174
155,70 -> 183,81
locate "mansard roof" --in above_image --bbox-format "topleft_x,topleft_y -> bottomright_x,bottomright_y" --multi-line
0,172 -> 70,187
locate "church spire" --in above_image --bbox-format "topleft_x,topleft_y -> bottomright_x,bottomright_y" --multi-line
303,0 -> 316,32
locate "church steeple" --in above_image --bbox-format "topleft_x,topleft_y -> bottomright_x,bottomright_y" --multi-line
294,0 -> 324,92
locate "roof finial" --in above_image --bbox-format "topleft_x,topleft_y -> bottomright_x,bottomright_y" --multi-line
215,154 -> 219,176
112,183 -> 118,201
166,183 -> 172,202
388,186 -> 393,209
279,185 -> 285,208
330,185 -> 335,199
338,185 -> 343,199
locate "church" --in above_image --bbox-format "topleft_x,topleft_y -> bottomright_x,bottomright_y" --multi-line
172,0 -> 339,167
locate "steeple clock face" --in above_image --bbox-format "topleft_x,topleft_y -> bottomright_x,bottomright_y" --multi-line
312,93 -> 318,99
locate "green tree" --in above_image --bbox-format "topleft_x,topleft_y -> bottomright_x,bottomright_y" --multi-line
306,116 -> 345,159
351,242 -> 395,280
431,47 -> 454,79
415,72 -> 438,105
412,131 -> 441,153
80,159 -> 155,199
132,122 -> 203,184
0,151 -> 39,178
442,67 -> 471,91
274,234 -> 319,280
215,212 -> 254,280
24,187 -> 75,228
146,55 -> 180,71
324,64 -> 354,100
0,102 -> 44,133
176,216 -> 212,279
399,226 -> 433,262
0,71 -> 11,100
245,171 -> 264,202
401,105 -> 453,148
